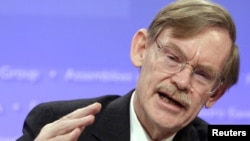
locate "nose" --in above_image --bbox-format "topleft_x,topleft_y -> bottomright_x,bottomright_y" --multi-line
170,65 -> 193,92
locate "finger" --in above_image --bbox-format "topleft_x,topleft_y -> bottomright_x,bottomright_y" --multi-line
35,128 -> 81,141
62,102 -> 102,120
35,102 -> 101,140
36,115 -> 95,140
54,128 -> 81,141
55,115 -> 96,134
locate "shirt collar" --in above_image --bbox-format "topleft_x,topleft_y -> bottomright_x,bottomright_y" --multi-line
129,91 -> 176,141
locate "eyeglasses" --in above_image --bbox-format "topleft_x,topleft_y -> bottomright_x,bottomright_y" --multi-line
155,40 -> 222,95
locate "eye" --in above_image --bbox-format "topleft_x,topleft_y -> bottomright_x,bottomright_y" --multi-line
166,53 -> 179,62
164,48 -> 183,63
194,69 -> 214,81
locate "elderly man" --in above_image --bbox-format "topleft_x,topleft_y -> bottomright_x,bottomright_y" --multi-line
17,0 -> 239,141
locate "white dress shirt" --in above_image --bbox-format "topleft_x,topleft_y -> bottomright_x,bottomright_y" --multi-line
130,91 -> 176,141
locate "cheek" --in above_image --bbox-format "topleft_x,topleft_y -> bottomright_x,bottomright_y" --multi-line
139,57 -> 159,83
140,52 -> 168,81
189,94 -> 209,112
136,62 -> 161,102
138,63 -> 168,93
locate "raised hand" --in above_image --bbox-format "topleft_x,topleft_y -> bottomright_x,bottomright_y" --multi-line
34,102 -> 102,141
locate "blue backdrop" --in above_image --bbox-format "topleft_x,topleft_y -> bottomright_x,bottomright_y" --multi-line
0,0 -> 249,140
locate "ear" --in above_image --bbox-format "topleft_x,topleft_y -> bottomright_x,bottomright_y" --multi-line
130,29 -> 148,67
204,84 -> 229,108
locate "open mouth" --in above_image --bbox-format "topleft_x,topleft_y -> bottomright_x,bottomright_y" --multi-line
158,92 -> 184,108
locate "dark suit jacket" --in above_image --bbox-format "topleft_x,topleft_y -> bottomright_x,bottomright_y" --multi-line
17,89 -> 208,141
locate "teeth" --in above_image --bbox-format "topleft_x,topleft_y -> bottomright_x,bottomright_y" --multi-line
160,94 -> 179,106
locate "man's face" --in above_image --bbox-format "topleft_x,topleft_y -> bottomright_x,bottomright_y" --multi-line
131,27 -> 232,136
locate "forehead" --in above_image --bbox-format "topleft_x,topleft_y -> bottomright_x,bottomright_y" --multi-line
156,27 -> 232,72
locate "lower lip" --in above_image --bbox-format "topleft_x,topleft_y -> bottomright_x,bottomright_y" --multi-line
156,93 -> 183,113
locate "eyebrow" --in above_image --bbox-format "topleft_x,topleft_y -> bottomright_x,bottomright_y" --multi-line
195,64 -> 218,75
163,41 -> 188,59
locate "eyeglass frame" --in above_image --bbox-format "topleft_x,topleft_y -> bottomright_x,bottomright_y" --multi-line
154,40 -> 223,95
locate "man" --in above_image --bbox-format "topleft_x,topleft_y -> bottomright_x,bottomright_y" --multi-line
17,0 -> 239,141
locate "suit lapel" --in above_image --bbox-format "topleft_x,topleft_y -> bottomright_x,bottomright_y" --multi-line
173,122 -> 200,141
92,91 -> 133,141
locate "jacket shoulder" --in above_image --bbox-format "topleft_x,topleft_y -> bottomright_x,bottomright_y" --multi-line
192,117 -> 209,141
34,94 -> 121,117
174,117 -> 209,141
